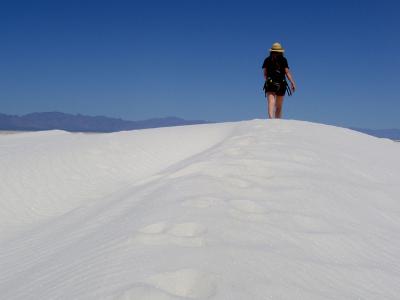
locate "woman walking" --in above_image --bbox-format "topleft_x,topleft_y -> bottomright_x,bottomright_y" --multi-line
262,42 -> 296,118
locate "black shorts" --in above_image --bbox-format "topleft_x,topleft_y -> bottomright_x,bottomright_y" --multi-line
265,80 -> 287,96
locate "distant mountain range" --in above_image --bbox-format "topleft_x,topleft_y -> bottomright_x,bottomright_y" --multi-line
0,112 -> 211,132
0,112 -> 399,140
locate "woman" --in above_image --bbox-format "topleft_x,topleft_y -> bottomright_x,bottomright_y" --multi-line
262,42 -> 296,119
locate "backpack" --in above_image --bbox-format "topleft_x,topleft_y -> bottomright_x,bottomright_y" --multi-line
262,56 -> 291,96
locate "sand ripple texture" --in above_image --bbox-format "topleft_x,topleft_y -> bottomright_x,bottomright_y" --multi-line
1,119 -> 400,299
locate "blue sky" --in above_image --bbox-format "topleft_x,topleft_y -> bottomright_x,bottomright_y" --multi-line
1,0 -> 399,128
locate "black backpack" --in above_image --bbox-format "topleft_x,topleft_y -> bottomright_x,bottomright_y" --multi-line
263,57 -> 291,96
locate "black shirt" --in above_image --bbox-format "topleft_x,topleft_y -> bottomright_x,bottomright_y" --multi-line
262,56 -> 289,81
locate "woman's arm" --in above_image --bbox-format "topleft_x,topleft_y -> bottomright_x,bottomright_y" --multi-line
263,67 -> 267,81
285,67 -> 296,92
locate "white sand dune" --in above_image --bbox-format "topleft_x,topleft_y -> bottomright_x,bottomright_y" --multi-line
0,119 -> 399,299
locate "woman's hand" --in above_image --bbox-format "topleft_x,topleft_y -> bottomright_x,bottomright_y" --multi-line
285,68 -> 296,93
290,82 -> 296,93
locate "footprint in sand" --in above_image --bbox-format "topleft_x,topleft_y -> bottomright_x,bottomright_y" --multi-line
228,200 -> 269,222
137,222 -> 169,234
181,196 -> 223,208
223,147 -> 244,157
148,268 -> 217,298
232,136 -> 257,147
201,171 -> 252,188
132,222 -> 207,247
168,222 -> 207,237
116,269 -> 217,299
252,124 -> 266,129
115,284 -> 175,300
224,177 -> 252,188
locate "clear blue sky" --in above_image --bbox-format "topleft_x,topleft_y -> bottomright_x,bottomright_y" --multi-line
1,0 -> 399,128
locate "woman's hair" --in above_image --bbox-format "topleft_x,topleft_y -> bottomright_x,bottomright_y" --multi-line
269,51 -> 284,58
269,51 -> 284,69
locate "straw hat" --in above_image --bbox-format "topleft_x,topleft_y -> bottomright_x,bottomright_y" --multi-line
269,42 -> 285,52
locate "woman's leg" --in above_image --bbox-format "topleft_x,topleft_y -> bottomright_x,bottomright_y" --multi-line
267,93 -> 276,118
275,95 -> 285,118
